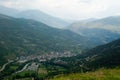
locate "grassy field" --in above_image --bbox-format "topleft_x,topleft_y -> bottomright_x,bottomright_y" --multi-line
51,68 -> 120,80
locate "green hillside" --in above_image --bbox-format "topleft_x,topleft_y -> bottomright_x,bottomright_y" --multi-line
52,68 -> 120,80
80,38 -> 120,69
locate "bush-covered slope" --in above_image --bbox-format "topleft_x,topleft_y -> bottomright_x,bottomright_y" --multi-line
81,38 -> 120,69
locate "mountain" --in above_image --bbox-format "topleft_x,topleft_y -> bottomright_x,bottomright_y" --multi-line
68,16 -> 120,33
0,6 -> 69,28
17,10 -> 69,28
62,38 -> 120,70
67,16 -> 120,45
70,28 -> 120,45
94,16 -> 120,26
81,38 -> 120,69
0,14 -> 95,66
0,6 -> 20,17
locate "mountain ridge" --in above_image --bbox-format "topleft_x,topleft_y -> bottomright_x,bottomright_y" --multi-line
67,16 -> 120,45
0,6 -> 69,28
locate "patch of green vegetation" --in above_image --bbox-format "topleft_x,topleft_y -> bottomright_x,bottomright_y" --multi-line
51,68 -> 120,80
5,71 -> 36,80
9,66 -> 18,70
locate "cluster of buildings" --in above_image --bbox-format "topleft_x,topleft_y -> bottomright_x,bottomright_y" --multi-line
27,62 -> 39,71
36,51 -> 77,62
16,51 -> 77,71
18,51 -> 77,63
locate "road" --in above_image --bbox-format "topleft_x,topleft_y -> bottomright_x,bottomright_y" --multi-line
15,63 -> 30,73
0,60 -> 13,72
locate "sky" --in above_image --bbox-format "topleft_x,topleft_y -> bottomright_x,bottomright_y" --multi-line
0,0 -> 120,20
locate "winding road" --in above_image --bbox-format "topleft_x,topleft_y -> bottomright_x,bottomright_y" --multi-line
15,63 -> 30,73
0,60 -> 13,72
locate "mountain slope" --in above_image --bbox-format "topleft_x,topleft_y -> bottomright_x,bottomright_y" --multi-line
67,16 -> 120,45
94,16 -> 120,26
17,10 -> 69,28
68,16 -> 120,33
56,38 -> 120,72
0,6 -> 19,17
0,6 -> 69,28
81,38 -> 120,68
0,14 -> 94,66
52,68 -> 120,80
76,38 -> 120,70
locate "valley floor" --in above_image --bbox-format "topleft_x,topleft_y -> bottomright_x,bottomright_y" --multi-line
51,68 -> 120,80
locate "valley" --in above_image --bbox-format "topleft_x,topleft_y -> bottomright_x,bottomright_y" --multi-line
0,38 -> 120,80
0,4 -> 120,80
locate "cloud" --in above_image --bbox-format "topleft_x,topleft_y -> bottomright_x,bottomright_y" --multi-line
0,0 -> 120,20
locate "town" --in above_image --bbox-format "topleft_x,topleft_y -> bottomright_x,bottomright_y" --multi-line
16,51 -> 77,71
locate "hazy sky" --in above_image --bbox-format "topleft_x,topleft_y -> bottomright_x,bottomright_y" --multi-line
0,0 -> 120,20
